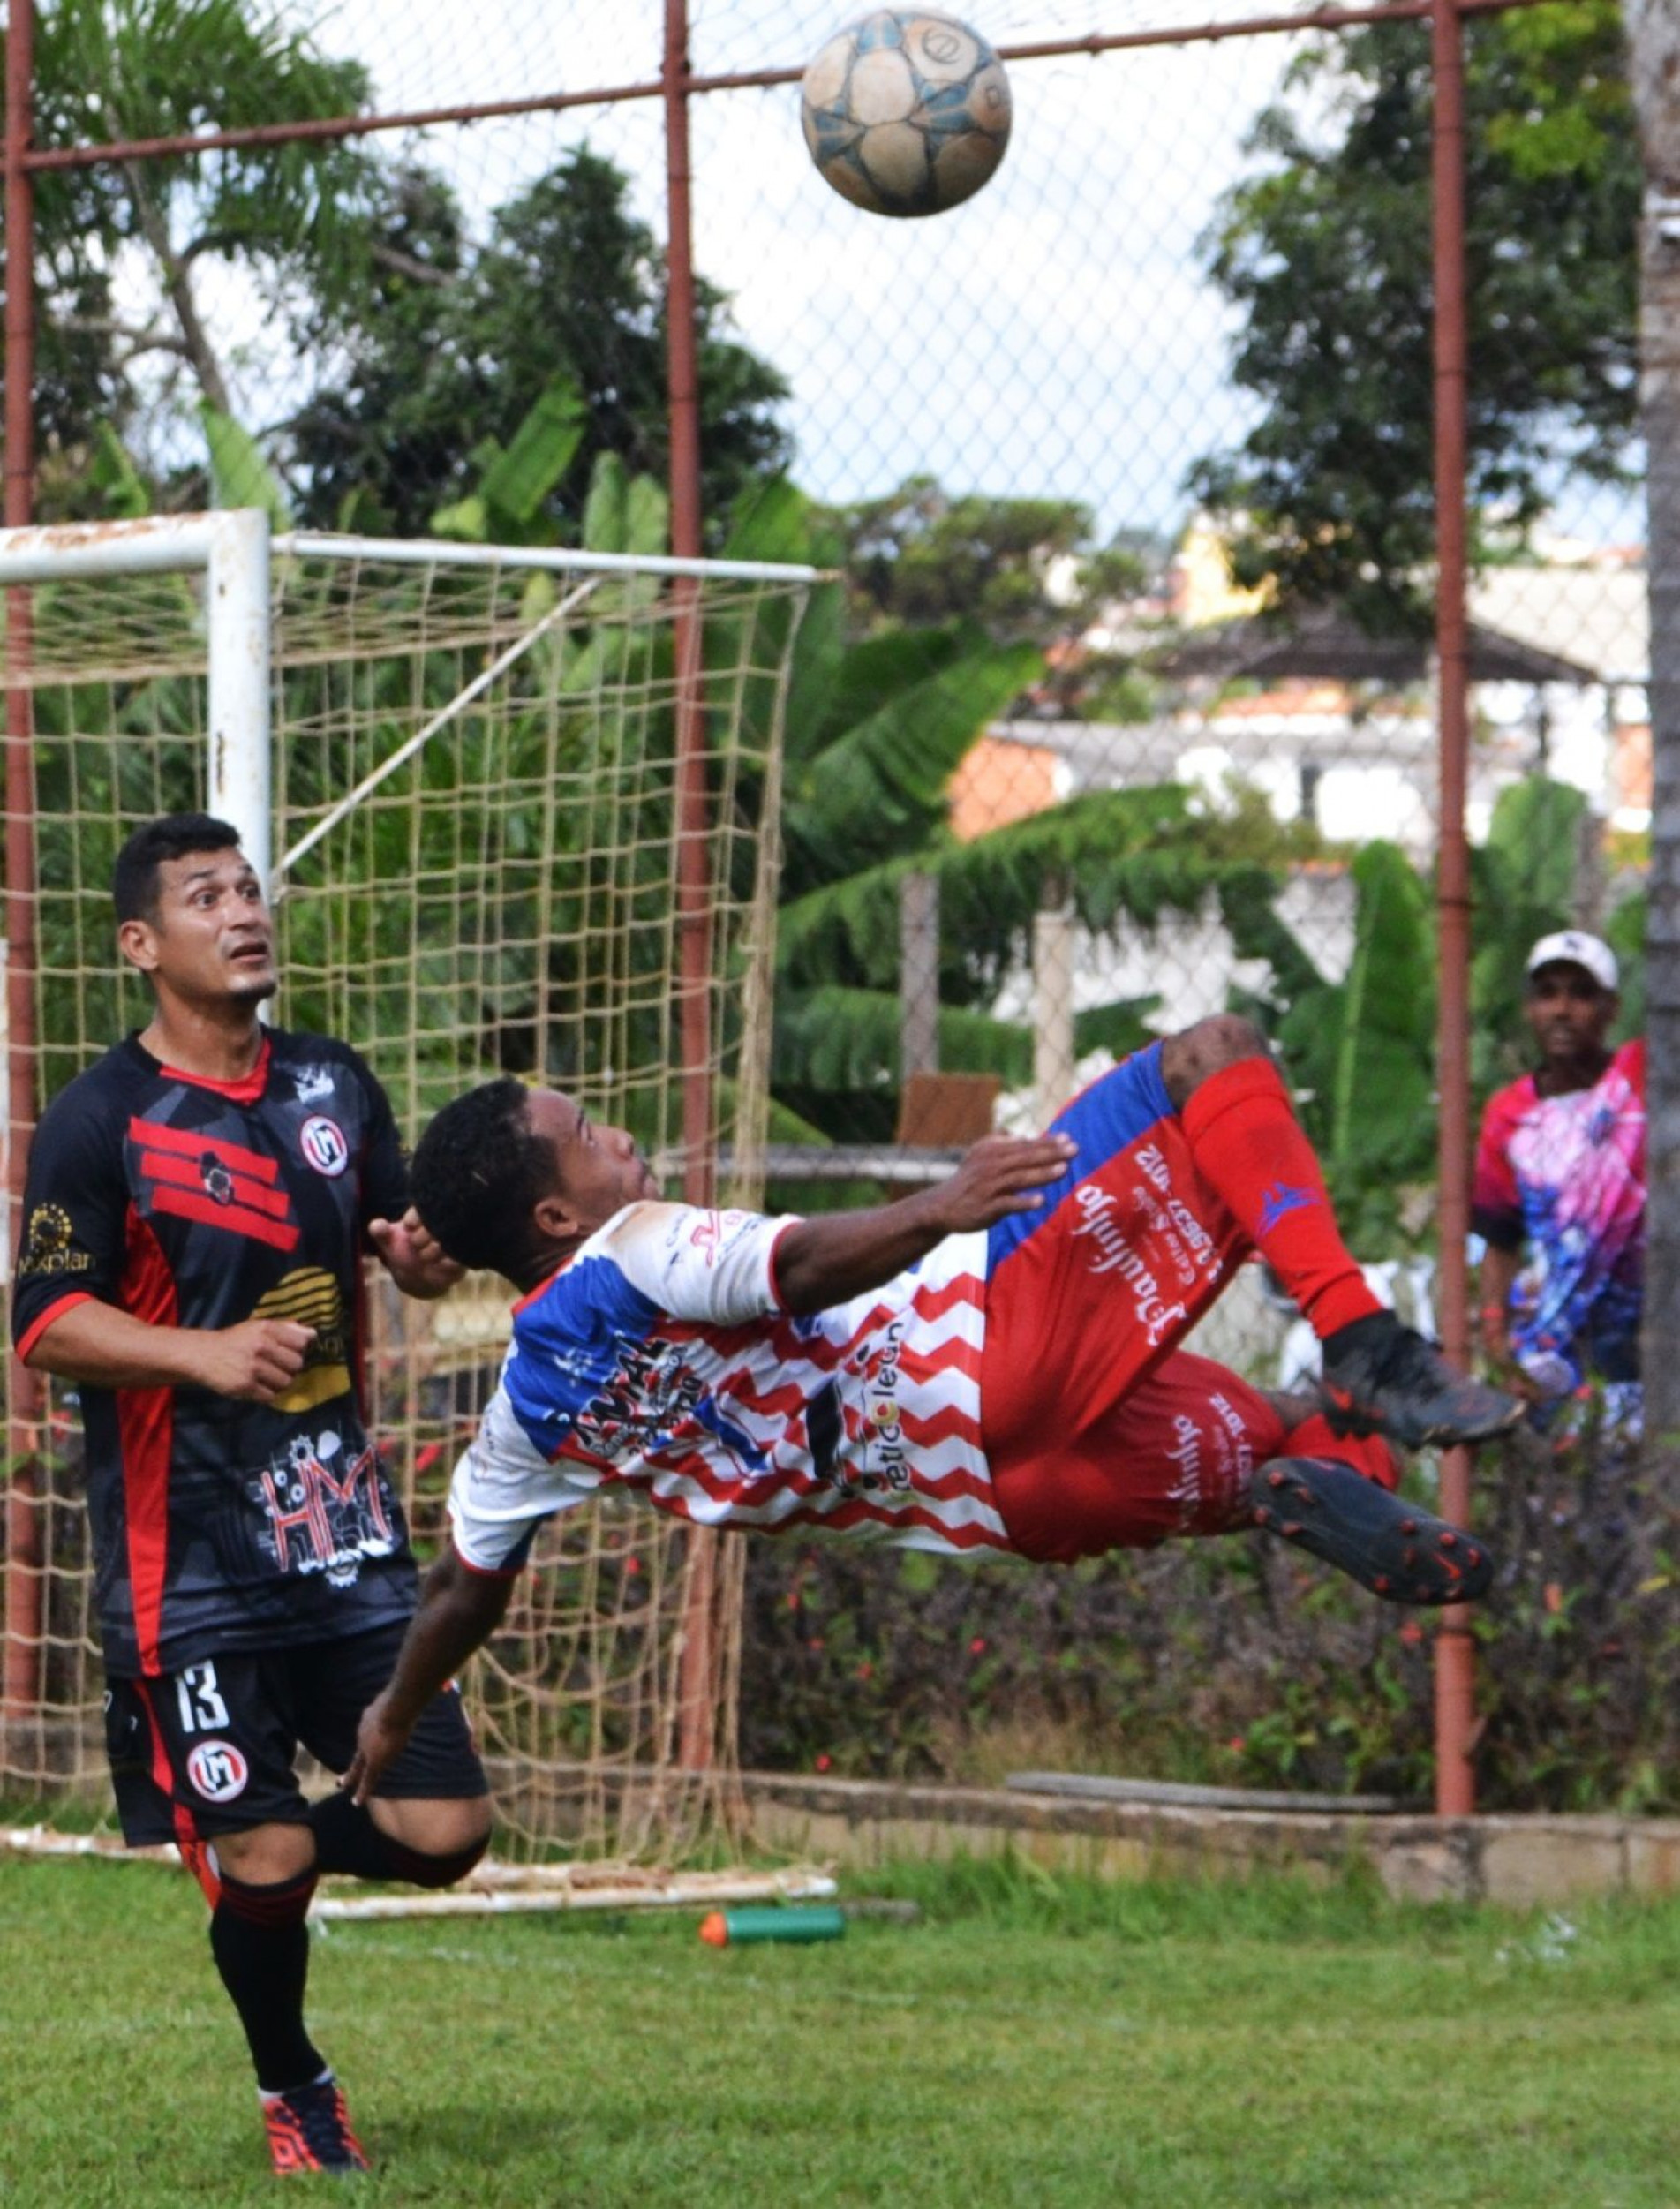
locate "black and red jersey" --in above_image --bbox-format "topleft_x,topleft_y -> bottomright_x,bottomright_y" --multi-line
11,1029 -> 420,1677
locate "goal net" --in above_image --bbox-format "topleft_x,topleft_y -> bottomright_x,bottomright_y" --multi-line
0,512 -> 812,1862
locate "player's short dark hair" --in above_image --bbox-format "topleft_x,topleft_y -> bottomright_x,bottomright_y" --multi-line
112,812 -> 245,924
411,1077 -> 556,1275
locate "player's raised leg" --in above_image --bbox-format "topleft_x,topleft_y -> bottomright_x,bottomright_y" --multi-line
989,1352 -> 1491,1604
1162,1016 -> 1522,1449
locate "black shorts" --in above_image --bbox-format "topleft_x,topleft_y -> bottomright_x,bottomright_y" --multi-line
104,1622 -> 488,1847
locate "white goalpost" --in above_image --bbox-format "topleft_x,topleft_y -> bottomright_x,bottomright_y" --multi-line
0,509 -> 817,1866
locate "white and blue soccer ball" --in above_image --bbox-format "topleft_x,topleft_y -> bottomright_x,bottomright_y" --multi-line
800,11 -> 1013,220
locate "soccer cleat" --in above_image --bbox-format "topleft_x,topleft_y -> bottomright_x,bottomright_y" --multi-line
1318,1311 -> 1523,1450
260,2074 -> 369,2176
1250,1455 -> 1494,1604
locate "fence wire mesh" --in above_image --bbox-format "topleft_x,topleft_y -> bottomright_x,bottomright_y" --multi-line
2,0 -> 1654,1806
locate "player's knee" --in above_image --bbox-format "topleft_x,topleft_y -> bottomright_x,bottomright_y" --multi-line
210,1820 -> 318,1888
1159,1014 -> 1269,1105
375,1794 -> 492,1889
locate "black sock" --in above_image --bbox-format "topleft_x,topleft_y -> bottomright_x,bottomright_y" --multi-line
306,1791 -> 401,1880
209,1868 -> 322,2094
307,1789 -> 488,1889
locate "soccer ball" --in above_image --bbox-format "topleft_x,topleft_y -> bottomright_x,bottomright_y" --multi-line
800,11 -> 1013,220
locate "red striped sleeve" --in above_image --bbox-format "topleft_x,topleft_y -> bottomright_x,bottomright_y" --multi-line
16,1289 -> 98,1364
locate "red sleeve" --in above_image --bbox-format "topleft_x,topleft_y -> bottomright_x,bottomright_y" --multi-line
16,1289 -> 98,1363
1470,1079 -> 1528,1248
11,1074 -> 129,1354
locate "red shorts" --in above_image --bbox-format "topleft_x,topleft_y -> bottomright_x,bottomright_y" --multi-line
981,1045 -> 1260,1559
990,1348 -> 1278,1561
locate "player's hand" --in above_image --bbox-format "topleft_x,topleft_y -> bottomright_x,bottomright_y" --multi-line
343,1689 -> 413,1807
370,1207 -> 464,1298
196,1318 -> 316,1402
933,1132 -> 1077,1232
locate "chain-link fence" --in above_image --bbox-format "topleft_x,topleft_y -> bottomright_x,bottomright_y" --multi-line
2,0 -> 1653,1806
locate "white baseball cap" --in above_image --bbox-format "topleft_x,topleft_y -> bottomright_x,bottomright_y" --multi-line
1526,929 -> 1618,992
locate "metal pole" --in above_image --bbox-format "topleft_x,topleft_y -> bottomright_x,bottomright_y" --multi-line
3,0 -> 43,1738
12,0 -> 1560,176
1429,0 -> 1477,1819
900,872 -> 940,1082
665,0 -> 719,1775
1033,901 -> 1076,1127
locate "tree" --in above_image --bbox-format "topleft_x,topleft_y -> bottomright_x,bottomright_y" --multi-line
817,475 -> 1156,644
1626,0 -> 1680,1446
1189,4 -> 1640,628
727,488 -> 1345,1150
11,0 -> 379,509
289,148 -> 792,538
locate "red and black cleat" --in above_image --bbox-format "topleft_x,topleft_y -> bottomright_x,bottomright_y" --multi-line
260,2074 -> 370,2177
1318,1311 -> 1523,1451
1250,1455 -> 1494,1604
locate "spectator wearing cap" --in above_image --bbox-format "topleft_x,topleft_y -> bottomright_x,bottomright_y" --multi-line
1471,930 -> 1645,1425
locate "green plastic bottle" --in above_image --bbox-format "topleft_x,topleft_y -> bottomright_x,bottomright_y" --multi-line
698,1904 -> 847,1946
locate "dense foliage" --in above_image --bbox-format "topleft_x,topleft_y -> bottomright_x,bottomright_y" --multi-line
739,1415 -> 1680,1815
1190,1 -> 1639,628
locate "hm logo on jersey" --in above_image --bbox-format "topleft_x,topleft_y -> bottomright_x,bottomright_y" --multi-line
257,1431 -> 396,1585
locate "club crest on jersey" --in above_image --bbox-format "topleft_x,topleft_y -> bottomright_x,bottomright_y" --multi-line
185,1738 -> 249,1803
200,1151 -> 236,1205
299,1115 -> 349,1176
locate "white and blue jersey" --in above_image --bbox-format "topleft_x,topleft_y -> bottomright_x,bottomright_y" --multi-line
447,1198 -> 1006,1572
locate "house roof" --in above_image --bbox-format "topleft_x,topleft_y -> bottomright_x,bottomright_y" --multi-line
1157,599 -> 1602,688
1466,567 -> 1649,686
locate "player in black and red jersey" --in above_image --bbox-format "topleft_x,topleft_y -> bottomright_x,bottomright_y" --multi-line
11,813 -> 492,2177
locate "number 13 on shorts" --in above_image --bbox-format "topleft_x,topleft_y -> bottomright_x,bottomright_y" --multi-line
175,1662 -> 230,1733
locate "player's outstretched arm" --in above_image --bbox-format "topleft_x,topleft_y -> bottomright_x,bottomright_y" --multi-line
773,1131 -> 1075,1315
368,1206 -> 465,1299
24,1300 -> 316,1401
344,1547 -> 515,1805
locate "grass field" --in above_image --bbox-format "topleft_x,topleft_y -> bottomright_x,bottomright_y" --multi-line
5,1851 -> 1680,2206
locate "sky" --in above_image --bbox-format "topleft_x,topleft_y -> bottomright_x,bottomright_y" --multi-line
213,0 -> 1295,539
148,0 -> 1643,554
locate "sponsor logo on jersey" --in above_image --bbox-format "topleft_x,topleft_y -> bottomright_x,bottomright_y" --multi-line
1127,1185 -> 1201,1288
1070,1183 -> 1187,1346
1135,1142 -> 1171,1194
1164,1411 -> 1203,1522
575,1338 -> 704,1459
257,1429 -> 396,1585
299,1115 -> 350,1176
17,1202 -> 92,1277
1208,1390 -> 1255,1487
688,1212 -> 724,1267
185,1738 -> 250,1803
253,1269 -> 350,1411
863,1318 -> 911,1491
290,1063 -> 336,1104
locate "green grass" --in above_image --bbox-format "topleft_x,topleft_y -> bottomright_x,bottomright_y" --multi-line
5,1852 -> 1680,2205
